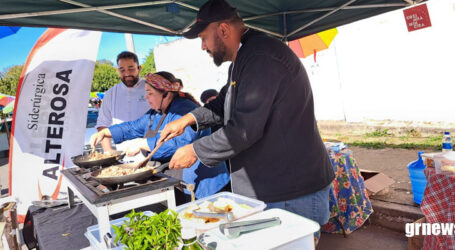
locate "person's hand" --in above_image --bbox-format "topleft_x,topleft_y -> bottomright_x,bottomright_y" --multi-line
158,114 -> 196,144
169,144 -> 198,169
89,131 -> 105,150
125,139 -> 149,156
125,146 -> 142,156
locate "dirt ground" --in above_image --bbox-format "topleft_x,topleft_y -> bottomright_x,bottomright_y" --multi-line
348,146 -> 424,205
0,146 -> 423,249
0,146 -> 426,203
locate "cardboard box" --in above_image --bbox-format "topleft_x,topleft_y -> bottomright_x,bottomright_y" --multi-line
408,217 -> 425,250
360,169 -> 395,195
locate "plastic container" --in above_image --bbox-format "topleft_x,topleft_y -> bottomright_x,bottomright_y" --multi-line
421,152 -> 439,168
434,151 -> 455,176
442,131 -> 453,152
407,151 -> 427,204
324,141 -> 346,153
84,211 -> 154,250
198,208 -> 320,250
176,192 -> 266,233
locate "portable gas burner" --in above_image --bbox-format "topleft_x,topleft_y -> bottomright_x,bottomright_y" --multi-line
61,166 -> 180,241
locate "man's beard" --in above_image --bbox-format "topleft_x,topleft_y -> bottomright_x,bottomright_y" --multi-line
211,33 -> 228,66
122,75 -> 139,87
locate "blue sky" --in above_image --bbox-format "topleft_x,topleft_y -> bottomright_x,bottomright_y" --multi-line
0,27 -> 181,71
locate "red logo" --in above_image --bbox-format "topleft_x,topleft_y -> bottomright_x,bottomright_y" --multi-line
403,4 -> 432,32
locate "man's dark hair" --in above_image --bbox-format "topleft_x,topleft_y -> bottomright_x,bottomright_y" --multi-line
200,89 -> 219,104
116,51 -> 139,65
155,71 -> 181,87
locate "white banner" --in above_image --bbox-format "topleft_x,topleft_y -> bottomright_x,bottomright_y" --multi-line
8,28 -> 101,219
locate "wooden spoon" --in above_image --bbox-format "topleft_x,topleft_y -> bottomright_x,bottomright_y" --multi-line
127,140 -> 164,171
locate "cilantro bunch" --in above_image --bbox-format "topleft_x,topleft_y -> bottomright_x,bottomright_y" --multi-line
113,209 -> 182,250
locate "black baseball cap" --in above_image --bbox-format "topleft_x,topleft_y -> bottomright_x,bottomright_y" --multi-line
183,0 -> 238,39
200,89 -> 219,103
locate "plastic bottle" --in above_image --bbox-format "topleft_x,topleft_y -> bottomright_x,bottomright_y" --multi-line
181,227 -> 203,250
442,131 -> 453,152
407,151 -> 427,204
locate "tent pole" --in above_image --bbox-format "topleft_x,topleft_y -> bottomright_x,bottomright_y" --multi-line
0,1 -> 174,20
242,3 -> 409,22
282,13 -> 288,42
288,0 -> 358,38
125,33 -> 135,53
58,0 -> 179,34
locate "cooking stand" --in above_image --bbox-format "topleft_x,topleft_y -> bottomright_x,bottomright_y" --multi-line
62,170 -> 179,243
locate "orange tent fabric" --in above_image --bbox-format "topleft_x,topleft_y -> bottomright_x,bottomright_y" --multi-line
289,28 -> 338,60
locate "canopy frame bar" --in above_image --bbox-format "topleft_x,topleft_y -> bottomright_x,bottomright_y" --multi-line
0,0 -> 414,39
242,3 -> 409,21
59,0 -> 180,34
0,1 -> 185,20
288,0 -> 357,38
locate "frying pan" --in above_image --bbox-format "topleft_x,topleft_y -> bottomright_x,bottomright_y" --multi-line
90,161 -> 169,185
71,150 -> 125,168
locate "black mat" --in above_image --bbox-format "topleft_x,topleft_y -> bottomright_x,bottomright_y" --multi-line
25,204 -> 96,250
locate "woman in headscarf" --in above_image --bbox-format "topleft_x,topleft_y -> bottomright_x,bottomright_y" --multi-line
90,71 -> 230,202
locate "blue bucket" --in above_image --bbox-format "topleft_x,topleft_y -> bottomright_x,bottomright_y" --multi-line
407,151 -> 427,204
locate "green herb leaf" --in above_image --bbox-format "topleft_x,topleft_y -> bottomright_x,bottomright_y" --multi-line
112,209 -> 182,249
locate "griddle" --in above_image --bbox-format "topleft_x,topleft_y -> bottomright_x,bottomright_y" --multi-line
61,167 -> 179,204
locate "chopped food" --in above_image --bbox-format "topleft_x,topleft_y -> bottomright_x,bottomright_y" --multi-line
89,151 -> 114,161
96,165 -> 154,177
179,197 -> 252,225
440,165 -> 455,173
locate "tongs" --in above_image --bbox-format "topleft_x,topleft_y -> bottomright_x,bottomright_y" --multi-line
193,211 -> 235,221
219,217 -> 281,239
31,195 -> 68,208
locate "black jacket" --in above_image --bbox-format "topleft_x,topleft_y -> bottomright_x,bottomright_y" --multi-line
192,29 -> 334,202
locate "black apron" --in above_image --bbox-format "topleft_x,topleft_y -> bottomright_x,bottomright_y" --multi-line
144,112 -> 182,180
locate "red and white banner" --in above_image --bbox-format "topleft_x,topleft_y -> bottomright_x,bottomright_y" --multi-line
9,28 -> 101,219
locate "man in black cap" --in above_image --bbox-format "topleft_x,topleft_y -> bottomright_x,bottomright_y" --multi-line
200,89 -> 219,104
160,0 -> 334,229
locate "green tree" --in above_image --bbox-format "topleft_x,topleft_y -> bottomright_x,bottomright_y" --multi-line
91,60 -> 120,92
0,65 -> 23,96
140,50 -> 156,76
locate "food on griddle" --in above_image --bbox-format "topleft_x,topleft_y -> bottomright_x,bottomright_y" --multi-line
96,165 -> 154,177
180,197 -> 251,224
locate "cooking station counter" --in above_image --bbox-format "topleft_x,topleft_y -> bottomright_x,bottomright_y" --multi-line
61,167 -> 180,242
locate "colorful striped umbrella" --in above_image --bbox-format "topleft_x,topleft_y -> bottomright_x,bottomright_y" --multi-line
289,28 -> 338,62
90,92 -> 104,99
0,95 -> 15,106
2,100 -> 15,114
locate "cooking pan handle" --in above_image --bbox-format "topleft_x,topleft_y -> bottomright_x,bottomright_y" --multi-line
153,162 -> 169,174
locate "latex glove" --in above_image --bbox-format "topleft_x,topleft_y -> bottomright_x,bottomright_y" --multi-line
125,139 -> 149,156
125,146 -> 141,157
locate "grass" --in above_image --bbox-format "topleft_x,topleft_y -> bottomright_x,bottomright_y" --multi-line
349,141 -> 441,150
365,128 -> 392,137
321,130 -> 443,151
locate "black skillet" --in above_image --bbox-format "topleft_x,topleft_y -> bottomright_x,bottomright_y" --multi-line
71,150 -> 125,168
90,161 -> 169,185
